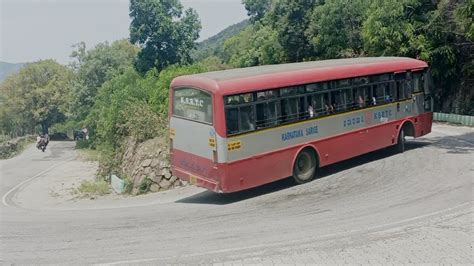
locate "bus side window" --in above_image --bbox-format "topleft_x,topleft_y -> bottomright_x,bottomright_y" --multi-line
375,83 -> 389,103
314,93 -> 324,115
404,72 -> 413,99
308,93 -> 323,117
342,88 -> 354,110
239,105 -> 255,132
298,96 -> 307,119
394,72 -> 407,100
412,72 -> 422,93
256,101 -> 277,128
354,86 -> 369,107
396,81 -> 403,100
225,108 -> 239,135
280,97 -> 298,123
404,80 -> 413,99
323,93 -> 333,114
330,91 -> 340,112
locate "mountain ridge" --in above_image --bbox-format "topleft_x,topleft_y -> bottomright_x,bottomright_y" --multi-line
0,61 -> 25,82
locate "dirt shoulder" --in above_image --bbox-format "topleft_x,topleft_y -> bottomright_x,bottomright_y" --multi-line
9,146 -> 201,211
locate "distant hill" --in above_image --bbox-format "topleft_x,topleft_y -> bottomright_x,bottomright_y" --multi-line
193,19 -> 250,61
0,61 -> 25,82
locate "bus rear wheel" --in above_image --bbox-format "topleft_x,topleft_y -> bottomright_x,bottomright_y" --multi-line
396,129 -> 406,153
293,149 -> 317,184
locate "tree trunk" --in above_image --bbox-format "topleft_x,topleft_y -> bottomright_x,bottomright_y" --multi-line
41,122 -> 49,135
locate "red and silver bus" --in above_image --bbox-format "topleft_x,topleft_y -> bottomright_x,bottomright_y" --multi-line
169,57 -> 433,193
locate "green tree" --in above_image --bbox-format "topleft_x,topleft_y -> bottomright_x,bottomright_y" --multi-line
243,0 -> 274,22
129,0 -> 201,73
362,0 -> 435,58
266,0 -> 317,62
424,0 -> 473,113
69,39 -> 139,121
0,60 -> 73,134
454,0 -> 474,41
307,0 -> 368,58
223,24 -> 285,67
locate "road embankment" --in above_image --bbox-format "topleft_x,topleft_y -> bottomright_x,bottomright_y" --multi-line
0,135 -> 34,159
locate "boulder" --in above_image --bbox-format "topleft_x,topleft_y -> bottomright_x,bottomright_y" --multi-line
170,175 -> 178,183
151,175 -> 162,184
141,159 -> 152,167
163,169 -> 172,180
151,159 -> 159,168
159,179 -> 171,189
150,183 -> 161,192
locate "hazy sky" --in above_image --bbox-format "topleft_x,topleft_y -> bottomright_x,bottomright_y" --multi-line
1,0 -> 248,64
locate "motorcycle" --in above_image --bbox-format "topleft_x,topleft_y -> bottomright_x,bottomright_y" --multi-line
36,137 -> 49,152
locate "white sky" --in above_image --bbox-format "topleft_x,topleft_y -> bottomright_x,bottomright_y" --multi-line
0,0 -> 248,64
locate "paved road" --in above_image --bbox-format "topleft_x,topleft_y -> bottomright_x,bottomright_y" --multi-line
1,124 -> 473,264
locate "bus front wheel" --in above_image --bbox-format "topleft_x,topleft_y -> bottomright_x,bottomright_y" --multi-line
293,149 -> 317,184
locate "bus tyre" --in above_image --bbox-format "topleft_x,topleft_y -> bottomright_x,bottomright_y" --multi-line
396,129 -> 405,153
293,149 -> 317,184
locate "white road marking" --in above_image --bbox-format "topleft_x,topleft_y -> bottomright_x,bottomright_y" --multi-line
1,160 -> 69,207
97,201 -> 472,265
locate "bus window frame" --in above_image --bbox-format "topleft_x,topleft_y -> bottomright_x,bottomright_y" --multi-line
223,68 -> 428,137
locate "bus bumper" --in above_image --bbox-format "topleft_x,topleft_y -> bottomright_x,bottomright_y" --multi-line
172,166 -> 222,193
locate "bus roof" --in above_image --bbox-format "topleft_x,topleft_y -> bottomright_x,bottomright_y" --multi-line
171,57 -> 428,96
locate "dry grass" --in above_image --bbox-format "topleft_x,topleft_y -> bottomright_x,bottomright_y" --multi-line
77,180 -> 110,196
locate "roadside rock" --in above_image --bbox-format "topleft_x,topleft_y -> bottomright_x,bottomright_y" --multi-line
159,179 -> 172,190
141,159 -> 152,167
120,136 -> 180,195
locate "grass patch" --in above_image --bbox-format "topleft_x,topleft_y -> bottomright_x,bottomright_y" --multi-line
76,148 -> 100,162
77,180 -> 110,196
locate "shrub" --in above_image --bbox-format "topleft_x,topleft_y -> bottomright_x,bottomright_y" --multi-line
138,177 -> 152,194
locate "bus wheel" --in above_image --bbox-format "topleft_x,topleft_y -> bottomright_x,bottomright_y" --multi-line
293,149 -> 317,184
396,129 -> 406,153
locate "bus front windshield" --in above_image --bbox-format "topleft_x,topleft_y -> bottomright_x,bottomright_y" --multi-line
173,87 -> 213,124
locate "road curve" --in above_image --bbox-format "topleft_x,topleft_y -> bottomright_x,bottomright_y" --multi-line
1,123 -> 472,264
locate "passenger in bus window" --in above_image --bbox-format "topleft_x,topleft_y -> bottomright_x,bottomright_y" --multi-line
331,99 -> 338,112
308,104 -> 314,118
324,100 -> 334,114
243,93 -> 252,103
358,95 -> 365,108
240,107 -> 255,131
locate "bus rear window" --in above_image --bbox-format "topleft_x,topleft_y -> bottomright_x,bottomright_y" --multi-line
173,87 -> 212,124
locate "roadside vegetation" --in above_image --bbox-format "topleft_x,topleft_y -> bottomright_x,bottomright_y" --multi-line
0,0 -> 472,185
76,180 -> 110,198
0,135 -> 33,159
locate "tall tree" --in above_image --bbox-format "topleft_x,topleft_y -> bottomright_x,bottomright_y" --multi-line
69,39 -> 139,121
0,60 -> 73,134
242,0 -> 274,22
266,0 -> 317,62
129,0 -> 201,73
362,0 -> 435,58
424,0 -> 473,114
307,0 -> 368,59
223,24 -> 285,67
